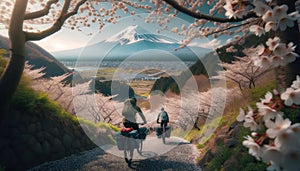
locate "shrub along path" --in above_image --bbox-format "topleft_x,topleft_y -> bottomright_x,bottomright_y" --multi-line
29,136 -> 201,171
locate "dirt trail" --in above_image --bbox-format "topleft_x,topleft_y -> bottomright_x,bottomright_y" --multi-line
29,137 -> 201,171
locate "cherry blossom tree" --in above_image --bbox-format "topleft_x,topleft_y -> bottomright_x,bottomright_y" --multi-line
24,64 -> 122,124
72,80 -> 123,125
158,0 -> 300,91
165,87 -> 236,131
214,55 -> 271,91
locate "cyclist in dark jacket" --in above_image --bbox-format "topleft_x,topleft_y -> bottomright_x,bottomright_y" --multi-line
157,107 -> 169,127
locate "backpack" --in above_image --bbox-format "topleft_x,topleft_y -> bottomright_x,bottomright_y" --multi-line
160,111 -> 169,122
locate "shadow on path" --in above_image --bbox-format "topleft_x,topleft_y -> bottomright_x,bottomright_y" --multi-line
29,148 -> 106,171
128,156 -> 200,171
29,138 -> 200,171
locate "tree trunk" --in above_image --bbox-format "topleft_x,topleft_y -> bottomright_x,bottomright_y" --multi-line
275,0 -> 300,92
0,0 -> 28,123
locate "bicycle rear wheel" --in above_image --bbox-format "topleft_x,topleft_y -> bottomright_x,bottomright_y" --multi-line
162,126 -> 166,144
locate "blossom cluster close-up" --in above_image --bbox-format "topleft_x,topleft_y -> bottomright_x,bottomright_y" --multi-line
223,0 -> 300,170
238,77 -> 300,170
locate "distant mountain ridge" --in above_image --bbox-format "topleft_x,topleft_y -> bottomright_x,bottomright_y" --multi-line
53,25 -> 211,61
0,35 -> 70,77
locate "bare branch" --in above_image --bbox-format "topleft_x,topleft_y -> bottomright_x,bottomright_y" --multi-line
61,0 -> 72,14
204,19 -> 259,37
24,0 -> 59,20
163,0 -> 257,23
25,0 -> 86,41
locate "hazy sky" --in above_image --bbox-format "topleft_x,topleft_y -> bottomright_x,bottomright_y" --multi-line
35,14 -> 218,53
0,2 -> 227,53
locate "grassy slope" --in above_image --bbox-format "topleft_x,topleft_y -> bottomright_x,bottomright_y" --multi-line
188,72 -> 275,170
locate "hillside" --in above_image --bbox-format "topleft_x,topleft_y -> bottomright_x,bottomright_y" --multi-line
151,51 -> 216,94
94,79 -> 135,101
196,76 -> 275,171
0,35 -> 70,77
0,57 -> 116,170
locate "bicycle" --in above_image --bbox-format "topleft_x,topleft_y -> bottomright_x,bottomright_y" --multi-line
116,123 -> 149,165
156,122 -> 171,144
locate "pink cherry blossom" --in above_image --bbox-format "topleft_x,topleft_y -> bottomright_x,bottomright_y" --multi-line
264,21 -> 277,32
256,102 -> 280,121
278,16 -> 295,31
284,52 -> 299,63
253,55 -> 272,68
244,117 -> 259,131
271,55 -> 285,67
224,0 -> 247,19
237,108 -> 246,122
275,128 -> 300,150
281,149 -> 300,171
262,146 -> 282,167
170,27 -> 179,33
266,37 -> 280,51
249,25 -> 265,36
291,76 -> 300,89
280,88 -> 300,106
243,135 -> 261,160
226,46 -> 237,52
273,43 -> 289,56
266,115 -> 291,138
262,10 -> 273,22
260,91 -> 273,104
288,11 -> 300,20
273,5 -> 288,20
253,1 -> 271,16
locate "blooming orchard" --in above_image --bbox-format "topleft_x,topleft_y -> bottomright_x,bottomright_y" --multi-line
24,64 -> 122,125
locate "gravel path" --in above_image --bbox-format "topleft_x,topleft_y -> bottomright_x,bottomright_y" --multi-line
29,137 -> 201,171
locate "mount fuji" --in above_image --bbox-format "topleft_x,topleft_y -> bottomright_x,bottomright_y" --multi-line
53,25 -> 211,61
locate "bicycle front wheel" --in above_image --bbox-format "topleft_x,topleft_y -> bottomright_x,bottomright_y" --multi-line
137,139 -> 143,154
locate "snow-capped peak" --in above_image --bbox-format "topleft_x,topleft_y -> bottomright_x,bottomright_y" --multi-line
105,25 -> 176,45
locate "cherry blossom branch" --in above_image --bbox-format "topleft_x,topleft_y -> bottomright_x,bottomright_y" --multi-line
289,104 -> 300,109
121,0 -> 151,11
24,0 -> 59,20
25,0 -> 86,41
204,20 -> 259,37
163,0 -> 258,23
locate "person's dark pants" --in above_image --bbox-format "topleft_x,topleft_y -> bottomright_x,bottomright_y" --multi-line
160,121 -> 168,128
123,120 -> 139,130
